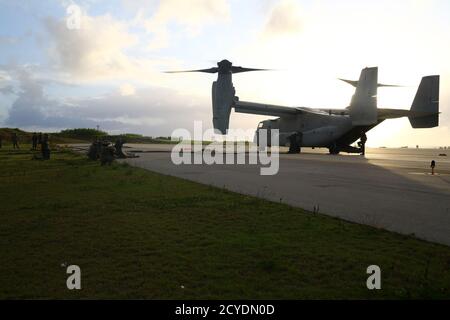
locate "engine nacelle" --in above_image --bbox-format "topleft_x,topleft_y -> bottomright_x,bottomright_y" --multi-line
212,73 -> 235,134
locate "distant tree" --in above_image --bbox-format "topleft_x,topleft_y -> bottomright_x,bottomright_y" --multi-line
58,128 -> 108,140
121,133 -> 143,139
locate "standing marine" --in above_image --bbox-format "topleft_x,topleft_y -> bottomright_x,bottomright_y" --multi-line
114,137 -> 127,158
100,141 -> 115,165
41,134 -> 50,160
32,132 -> 38,150
358,132 -> 367,156
12,133 -> 19,149
87,139 -> 102,160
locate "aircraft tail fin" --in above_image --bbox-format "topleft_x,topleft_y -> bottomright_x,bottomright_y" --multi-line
409,75 -> 439,128
348,67 -> 378,125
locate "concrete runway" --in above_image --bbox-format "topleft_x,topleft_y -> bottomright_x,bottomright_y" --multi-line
121,144 -> 450,246
75,143 -> 450,245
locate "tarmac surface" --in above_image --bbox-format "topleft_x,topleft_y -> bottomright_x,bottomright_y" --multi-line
73,143 -> 450,245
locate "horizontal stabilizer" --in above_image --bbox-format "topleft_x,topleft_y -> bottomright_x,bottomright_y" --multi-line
339,78 -> 403,88
409,115 -> 438,128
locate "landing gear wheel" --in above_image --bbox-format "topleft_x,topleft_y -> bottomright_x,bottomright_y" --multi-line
329,144 -> 340,155
288,145 -> 301,154
288,134 -> 301,154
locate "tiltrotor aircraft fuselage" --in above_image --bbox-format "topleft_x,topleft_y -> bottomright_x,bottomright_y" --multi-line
168,59 -> 440,154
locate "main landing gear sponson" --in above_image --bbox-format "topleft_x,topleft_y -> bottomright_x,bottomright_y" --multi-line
329,144 -> 365,155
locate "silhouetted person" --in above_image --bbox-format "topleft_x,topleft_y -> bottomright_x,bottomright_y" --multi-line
32,132 -> 38,150
100,141 -> 114,165
114,137 -> 126,158
12,133 -> 19,149
358,132 -> 367,155
41,134 -> 50,160
431,160 -> 436,175
87,139 -> 102,160
37,132 -> 42,145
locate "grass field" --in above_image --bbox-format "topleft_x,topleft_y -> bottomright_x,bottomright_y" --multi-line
0,146 -> 450,299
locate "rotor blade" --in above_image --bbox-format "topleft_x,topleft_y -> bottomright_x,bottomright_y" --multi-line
231,66 -> 271,73
164,67 -> 218,74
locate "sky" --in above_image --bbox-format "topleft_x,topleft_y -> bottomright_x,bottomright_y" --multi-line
0,0 -> 449,147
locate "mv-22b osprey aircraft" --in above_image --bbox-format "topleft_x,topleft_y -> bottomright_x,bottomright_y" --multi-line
167,59 -> 440,154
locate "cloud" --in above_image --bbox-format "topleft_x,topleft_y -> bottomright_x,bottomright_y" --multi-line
70,85 -> 211,134
131,0 -> 230,49
0,36 -> 20,45
45,14 -> 139,81
119,83 -> 136,96
0,70 -> 11,81
0,70 -> 15,95
0,85 -> 15,95
4,68 -> 211,135
263,0 -> 302,38
150,0 -> 230,33
4,69 -> 96,129
42,12 -> 187,87
1,4 -> 228,135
